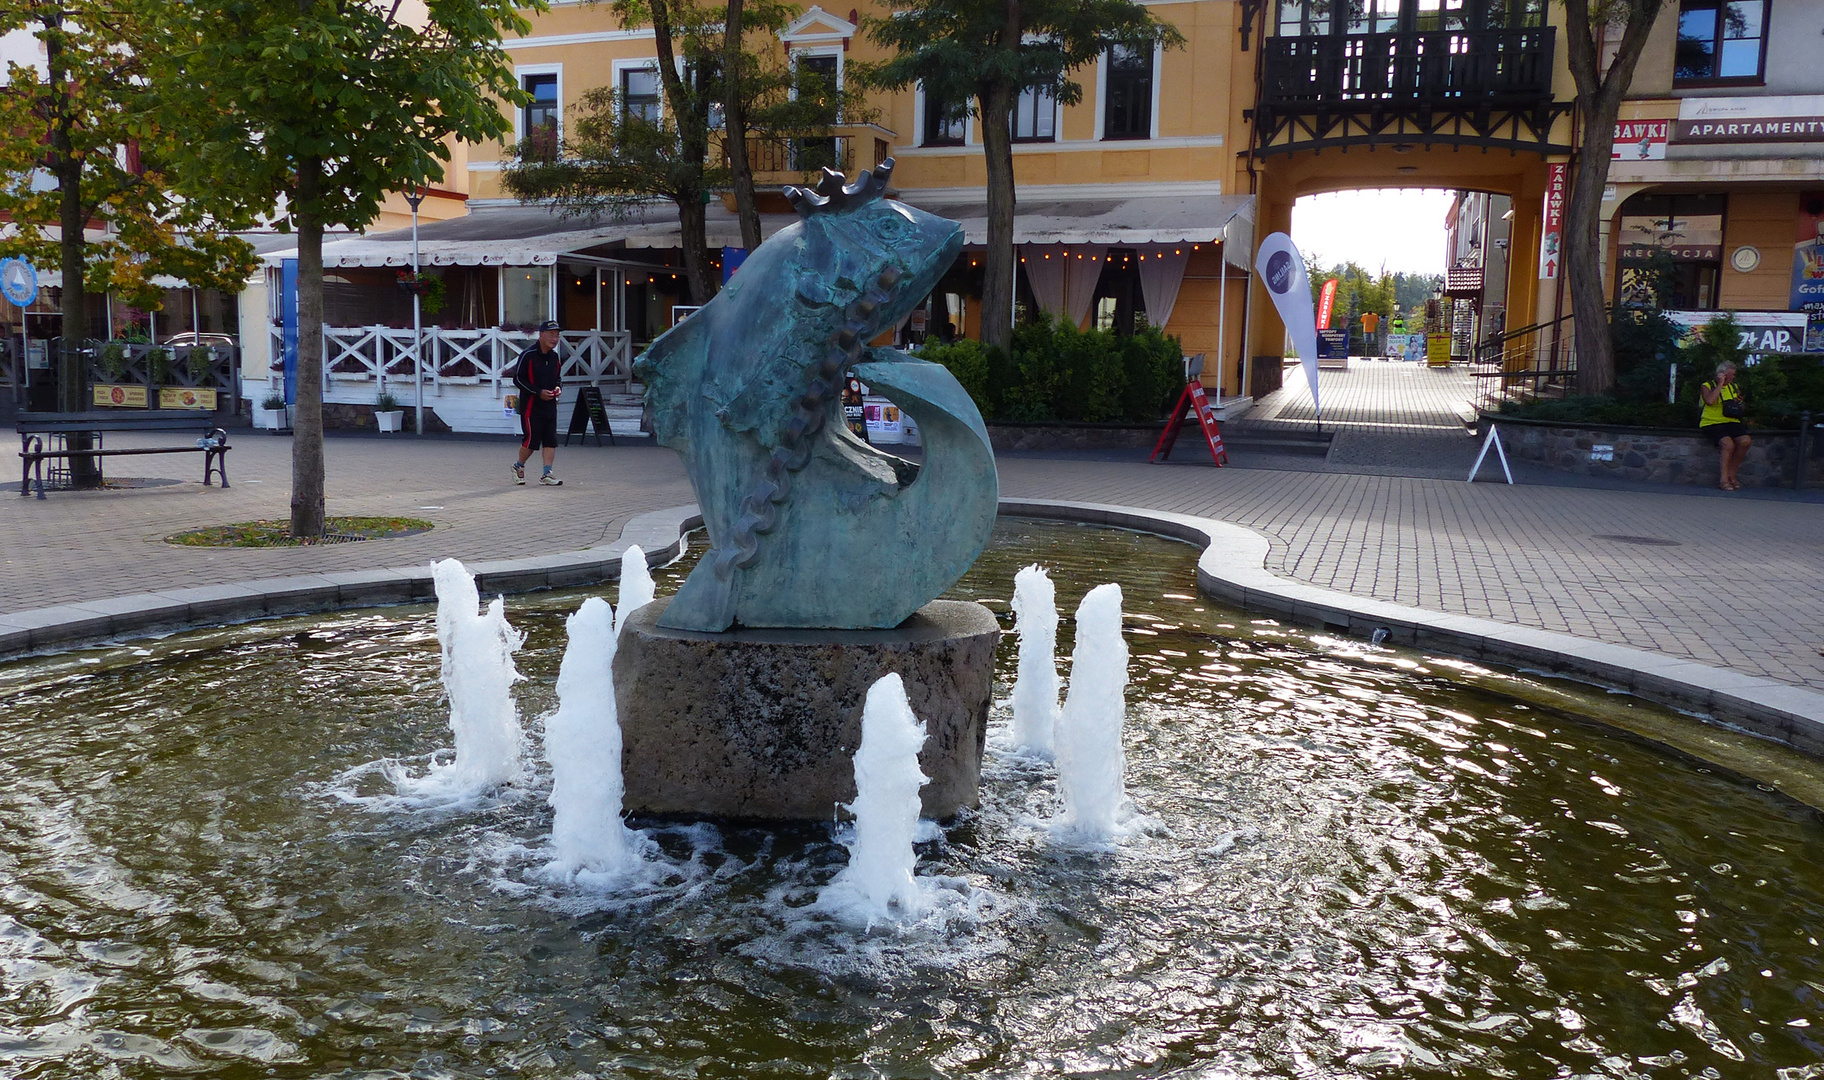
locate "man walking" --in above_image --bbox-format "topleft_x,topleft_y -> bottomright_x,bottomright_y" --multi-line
512,320 -> 565,486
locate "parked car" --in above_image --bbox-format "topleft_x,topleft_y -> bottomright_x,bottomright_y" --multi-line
162,332 -> 238,350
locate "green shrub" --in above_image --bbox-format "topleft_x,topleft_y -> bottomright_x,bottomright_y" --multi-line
922,314 -> 1185,424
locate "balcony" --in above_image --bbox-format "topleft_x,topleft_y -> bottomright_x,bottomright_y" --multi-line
725,123 -> 895,187
1252,29 -> 1571,157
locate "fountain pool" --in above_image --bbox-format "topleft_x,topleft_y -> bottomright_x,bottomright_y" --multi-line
2,520 -> 1824,1078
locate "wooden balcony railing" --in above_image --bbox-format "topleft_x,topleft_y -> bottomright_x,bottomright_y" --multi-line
726,124 -> 895,183
1260,28 -> 1557,111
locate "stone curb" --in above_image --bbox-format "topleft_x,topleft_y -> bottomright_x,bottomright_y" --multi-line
7,497 -> 1822,757
1001,497 -> 1824,753
0,505 -> 705,661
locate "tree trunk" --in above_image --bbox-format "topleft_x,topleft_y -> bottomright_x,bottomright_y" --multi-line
676,196 -> 713,305
648,0 -> 716,303
290,158 -> 328,539
978,80 -> 1016,352
723,0 -> 762,252
46,12 -> 99,486
1561,0 -> 1669,396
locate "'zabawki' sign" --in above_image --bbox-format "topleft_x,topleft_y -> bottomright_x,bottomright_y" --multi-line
1675,95 -> 1824,144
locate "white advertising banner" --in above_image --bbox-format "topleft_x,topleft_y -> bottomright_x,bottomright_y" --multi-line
1255,232 -> 1320,416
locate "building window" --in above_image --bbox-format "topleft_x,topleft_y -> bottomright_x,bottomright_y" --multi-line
922,90 -> 965,146
522,73 -> 558,156
1012,86 -> 1056,141
621,67 -> 661,126
1674,0 -> 1767,82
1103,46 -> 1152,140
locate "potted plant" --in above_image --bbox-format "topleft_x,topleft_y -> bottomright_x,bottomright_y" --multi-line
256,391 -> 290,432
375,390 -> 404,433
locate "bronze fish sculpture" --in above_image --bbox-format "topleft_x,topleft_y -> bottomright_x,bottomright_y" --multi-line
634,160 -> 998,632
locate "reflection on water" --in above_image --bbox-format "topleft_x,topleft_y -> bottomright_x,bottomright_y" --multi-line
2,521 -> 1823,1078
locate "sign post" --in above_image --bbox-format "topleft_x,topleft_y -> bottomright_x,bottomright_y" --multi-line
564,385 -> 616,446
1149,377 -> 1228,467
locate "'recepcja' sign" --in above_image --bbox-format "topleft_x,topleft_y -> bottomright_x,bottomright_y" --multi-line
1675,95 -> 1824,144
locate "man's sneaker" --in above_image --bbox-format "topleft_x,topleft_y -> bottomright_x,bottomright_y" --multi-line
539,473 -> 563,486
511,461 -> 525,485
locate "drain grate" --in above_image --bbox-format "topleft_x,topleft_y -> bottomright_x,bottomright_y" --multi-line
1592,534 -> 1682,547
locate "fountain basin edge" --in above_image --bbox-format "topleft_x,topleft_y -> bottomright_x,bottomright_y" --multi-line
4,500 -> 1821,758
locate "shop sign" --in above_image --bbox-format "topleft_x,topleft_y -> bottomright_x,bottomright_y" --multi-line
157,387 -> 217,411
1618,213 -> 1724,262
1794,191 -> 1824,313
1316,328 -> 1349,360
1613,120 -> 1669,160
1665,310 -> 1817,355
94,384 -> 149,408
1445,266 -> 1484,295
1674,95 -> 1824,143
1539,164 -> 1566,279
1426,332 -> 1452,367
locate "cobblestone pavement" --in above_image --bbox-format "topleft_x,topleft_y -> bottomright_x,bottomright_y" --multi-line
1246,359 -> 1480,430
5,426 -> 1822,692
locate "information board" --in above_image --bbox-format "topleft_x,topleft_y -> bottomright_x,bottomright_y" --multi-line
564,385 -> 616,446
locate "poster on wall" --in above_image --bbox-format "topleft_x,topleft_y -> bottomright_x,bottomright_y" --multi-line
1539,163 -> 1566,279
1794,191 -> 1824,313
1665,310 -> 1814,355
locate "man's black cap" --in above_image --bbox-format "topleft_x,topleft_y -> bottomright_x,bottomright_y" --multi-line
537,319 -> 561,332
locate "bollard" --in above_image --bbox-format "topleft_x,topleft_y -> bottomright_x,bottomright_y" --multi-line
1798,411 -> 1814,489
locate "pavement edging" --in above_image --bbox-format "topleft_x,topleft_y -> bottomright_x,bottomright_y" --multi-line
1003,498 -> 1824,754
0,505 -> 705,661
8,497 -> 1823,758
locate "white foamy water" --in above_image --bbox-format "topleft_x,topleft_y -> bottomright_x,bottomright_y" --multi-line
1009,564 -> 1060,756
818,674 -> 930,925
360,560 -> 526,808
1054,583 -> 1132,842
542,597 -> 642,881
615,546 -> 656,633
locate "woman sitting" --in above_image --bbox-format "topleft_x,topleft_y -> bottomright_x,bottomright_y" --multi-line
1699,361 -> 1750,491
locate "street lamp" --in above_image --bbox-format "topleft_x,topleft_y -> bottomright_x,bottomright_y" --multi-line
404,187 -> 427,436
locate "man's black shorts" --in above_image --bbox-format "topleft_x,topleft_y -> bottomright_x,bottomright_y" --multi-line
521,401 -> 559,450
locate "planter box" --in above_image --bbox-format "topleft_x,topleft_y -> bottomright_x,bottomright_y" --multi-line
254,406 -> 290,431
375,409 -> 404,433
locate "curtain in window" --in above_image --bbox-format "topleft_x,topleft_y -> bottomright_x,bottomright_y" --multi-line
1023,247 -> 1066,317
1136,247 -> 1190,330
1064,246 -> 1108,327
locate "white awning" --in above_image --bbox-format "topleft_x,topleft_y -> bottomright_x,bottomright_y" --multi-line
905,192 -> 1256,268
255,192 -> 1257,270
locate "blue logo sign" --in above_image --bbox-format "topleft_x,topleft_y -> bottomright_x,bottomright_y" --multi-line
1265,250 -> 1293,295
0,258 -> 38,308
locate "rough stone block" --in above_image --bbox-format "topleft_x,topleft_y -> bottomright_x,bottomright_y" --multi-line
615,597 -> 998,821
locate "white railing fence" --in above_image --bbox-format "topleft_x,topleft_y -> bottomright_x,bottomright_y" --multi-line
265,326 -> 636,396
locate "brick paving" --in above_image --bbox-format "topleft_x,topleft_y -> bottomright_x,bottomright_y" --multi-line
4,425 -> 1823,693
1245,359 -> 1479,430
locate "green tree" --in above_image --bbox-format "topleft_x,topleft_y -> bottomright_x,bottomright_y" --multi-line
859,0 -> 1182,353
1561,0 -> 1673,395
0,1 -> 256,486
505,0 -> 861,299
145,0 -> 535,537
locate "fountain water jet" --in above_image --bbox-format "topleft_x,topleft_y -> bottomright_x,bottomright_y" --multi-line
1054,583 -> 1129,841
543,597 -> 640,879
397,559 -> 525,798
1009,564 -> 1060,756
616,547 -> 655,633
818,673 -> 930,924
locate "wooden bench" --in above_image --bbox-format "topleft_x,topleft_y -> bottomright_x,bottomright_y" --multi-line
17,411 -> 231,498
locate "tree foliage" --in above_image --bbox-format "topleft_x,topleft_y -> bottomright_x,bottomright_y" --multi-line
144,0 -> 537,536
858,0 -> 1182,353
502,0 -> 867,303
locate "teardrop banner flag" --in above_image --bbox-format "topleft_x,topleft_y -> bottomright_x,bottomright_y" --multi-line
1316,277 -> 1338,330
1256,232 -> 1320,419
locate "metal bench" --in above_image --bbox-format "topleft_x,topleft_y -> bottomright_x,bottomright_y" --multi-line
17,411 -> 230,499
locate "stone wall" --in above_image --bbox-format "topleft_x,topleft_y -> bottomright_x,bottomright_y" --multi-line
1491,415 -> 1809,488
986,422 -> 1161,452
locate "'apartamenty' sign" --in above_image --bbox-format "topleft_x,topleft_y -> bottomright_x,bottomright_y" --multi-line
1675,95 -> 1824,144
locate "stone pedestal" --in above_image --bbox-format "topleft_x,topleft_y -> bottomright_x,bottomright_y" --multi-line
614,597 -> 999,820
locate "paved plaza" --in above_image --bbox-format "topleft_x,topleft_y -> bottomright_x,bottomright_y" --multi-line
5,389 -> 1822,699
